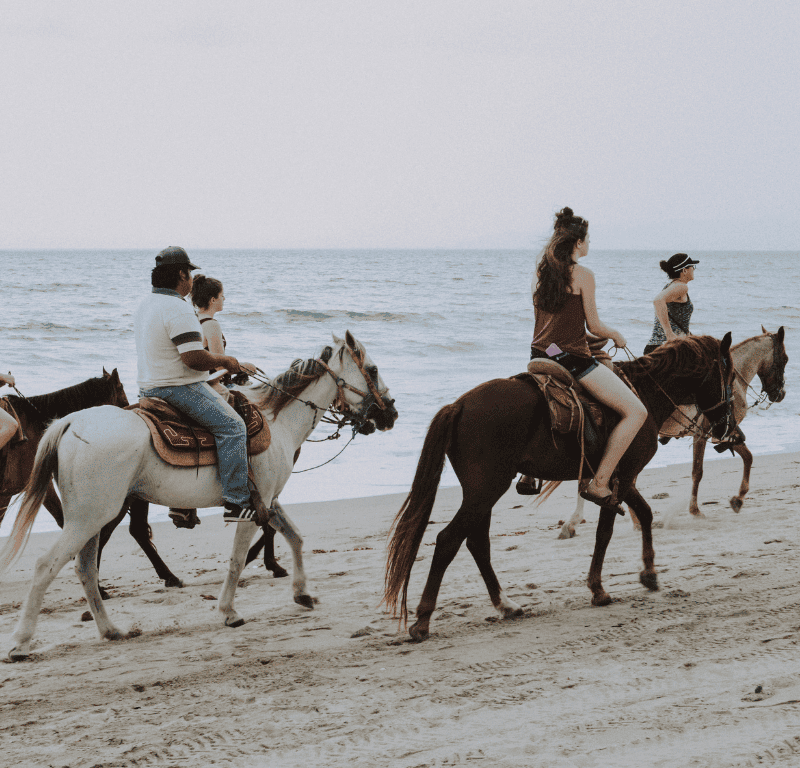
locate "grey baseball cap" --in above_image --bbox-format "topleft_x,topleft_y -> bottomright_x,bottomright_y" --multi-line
155,246 -> 200,270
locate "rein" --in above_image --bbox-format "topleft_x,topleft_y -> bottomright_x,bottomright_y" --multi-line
620,346 -> 734,441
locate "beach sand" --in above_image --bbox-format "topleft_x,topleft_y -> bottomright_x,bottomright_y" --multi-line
1,450 -> 800,767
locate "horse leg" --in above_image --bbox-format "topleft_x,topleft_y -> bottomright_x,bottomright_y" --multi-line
265,500 -> 312,607
75,533 -> 126,640
585,505 -> 622,606
465,512 -> 523,619
217,520 -> 259,627
43,482 -> 64,528
96,506 -> 128,599
411,486 -> 508,641
689,435 -> 707,517
623,484 -> 659,592
558,486 -> 585,539
245,526 -> 288,578
729,442 -> 753,513
126,498 -> 184,588
9,525 -> 101,660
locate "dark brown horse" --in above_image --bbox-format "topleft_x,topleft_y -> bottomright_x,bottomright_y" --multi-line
384,334 -> 734,641
1,370 -> 130,527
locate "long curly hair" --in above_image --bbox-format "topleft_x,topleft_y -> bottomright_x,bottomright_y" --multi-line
533,207 -> 589,314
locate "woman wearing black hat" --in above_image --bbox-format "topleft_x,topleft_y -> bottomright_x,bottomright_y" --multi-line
643,253 -> 699,355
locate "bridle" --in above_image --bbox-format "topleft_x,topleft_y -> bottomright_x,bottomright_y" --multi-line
732,332 -> 785,411
315,344 -> 390,416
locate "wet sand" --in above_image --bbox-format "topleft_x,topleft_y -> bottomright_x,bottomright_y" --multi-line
2,450 -> 800,767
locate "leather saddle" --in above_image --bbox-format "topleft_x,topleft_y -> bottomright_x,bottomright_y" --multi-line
129,390 -> 271,468
518,359 -> 611,449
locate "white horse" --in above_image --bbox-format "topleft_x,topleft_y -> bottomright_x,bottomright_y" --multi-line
1,332 -> 397,661
555,327 -> 787,538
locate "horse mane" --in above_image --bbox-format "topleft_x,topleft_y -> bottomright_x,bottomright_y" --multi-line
250,345 -> 337,418
618,335 -> 722,383
5,375 -> 113,423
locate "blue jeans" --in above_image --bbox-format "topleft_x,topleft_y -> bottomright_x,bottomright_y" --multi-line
139,381 -> 250,507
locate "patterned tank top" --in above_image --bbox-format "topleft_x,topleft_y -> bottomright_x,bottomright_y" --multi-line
647,282 -> 693,346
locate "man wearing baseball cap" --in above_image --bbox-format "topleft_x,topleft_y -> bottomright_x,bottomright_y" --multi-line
133,246 -> 258,522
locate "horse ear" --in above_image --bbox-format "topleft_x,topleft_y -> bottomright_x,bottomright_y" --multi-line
103,367 -> 109,377
331,332 -> 343,346
720,331 -> 732,356
111,368 -> 120,381
761,324 -> 768,334
777,326 -> 785,343
345,330 -> 356,350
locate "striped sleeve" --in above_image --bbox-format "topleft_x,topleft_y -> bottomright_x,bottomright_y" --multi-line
165,303 -> 205,353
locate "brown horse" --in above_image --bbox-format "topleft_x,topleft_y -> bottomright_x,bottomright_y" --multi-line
384,334 -> 735,641
1,370 -> 129,527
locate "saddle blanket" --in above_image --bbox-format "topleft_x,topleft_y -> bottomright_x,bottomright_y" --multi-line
130,390 -> 271,468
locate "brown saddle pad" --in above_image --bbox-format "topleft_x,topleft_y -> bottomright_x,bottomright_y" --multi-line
130,390 -> 271,467
523,360 -> 605,435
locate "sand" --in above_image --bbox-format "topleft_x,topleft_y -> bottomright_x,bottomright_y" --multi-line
1,450 -> 800,768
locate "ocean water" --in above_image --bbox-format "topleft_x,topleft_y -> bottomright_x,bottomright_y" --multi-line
1,249 -> 798,535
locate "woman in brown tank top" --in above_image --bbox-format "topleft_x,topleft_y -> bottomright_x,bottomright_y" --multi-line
520,208 -> 647,506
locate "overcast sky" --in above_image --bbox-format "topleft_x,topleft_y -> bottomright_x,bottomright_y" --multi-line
1,1 -> 798,250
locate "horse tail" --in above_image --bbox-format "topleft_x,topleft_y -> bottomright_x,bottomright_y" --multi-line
0,417 -> 71,572
383,401 -> 461,624
533,480 -> 564,507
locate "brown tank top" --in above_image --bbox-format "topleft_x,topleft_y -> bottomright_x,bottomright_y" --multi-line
532,293 -> 591,358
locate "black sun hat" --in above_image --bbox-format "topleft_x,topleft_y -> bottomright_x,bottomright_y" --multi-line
155,246 -> 200,270
665,253 -> 699,272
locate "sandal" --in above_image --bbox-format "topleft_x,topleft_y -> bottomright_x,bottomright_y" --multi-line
580,481 -> 620,509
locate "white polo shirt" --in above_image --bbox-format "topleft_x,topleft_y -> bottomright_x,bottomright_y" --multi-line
134,288 -> 208,389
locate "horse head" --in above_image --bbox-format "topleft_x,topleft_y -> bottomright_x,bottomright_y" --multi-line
328,331 -> 398,434
758,325 -> 787,403
102,368 -> 130,408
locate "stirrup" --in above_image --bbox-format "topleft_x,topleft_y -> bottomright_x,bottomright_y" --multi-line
516,476 -> 542,495
169,508 -> 200,529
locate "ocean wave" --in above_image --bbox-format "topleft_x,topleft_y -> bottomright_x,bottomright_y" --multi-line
277,308 -> 438,323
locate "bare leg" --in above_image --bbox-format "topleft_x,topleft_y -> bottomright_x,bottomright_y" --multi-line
729,442 -> 753,513
689,436 -> 707,517
578,365 -> 648,497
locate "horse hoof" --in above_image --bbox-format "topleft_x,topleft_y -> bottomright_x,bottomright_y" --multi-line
8,648 -> 28,662
105,630 -> 125,641
501,607 -> 525,619
409,623 -> 429,642
729,497 -> 744,513
557,525 -> 576,540
270,566 -> 289,578
591,592 -> 613,607
225,617 -> 246,628
294,594 -> 315,610
640,571 -> 660,592
99,587 -> 111,600
165,578 -> 185,588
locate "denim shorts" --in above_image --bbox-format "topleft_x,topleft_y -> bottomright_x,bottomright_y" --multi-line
530,348 -> 599,380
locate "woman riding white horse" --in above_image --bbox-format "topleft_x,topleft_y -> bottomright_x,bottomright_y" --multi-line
0,331 -> 397,661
